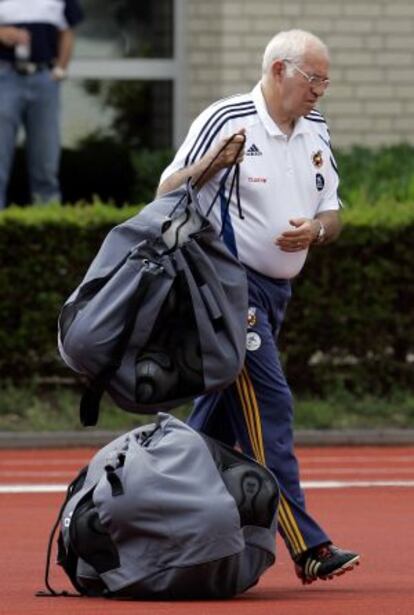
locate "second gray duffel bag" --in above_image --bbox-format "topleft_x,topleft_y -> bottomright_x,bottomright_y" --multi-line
43,414 -> 279,600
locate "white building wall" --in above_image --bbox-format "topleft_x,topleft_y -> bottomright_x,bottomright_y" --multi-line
185,0 -> 414,148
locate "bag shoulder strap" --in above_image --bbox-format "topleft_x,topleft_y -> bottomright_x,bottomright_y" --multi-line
79,265 -> 154,426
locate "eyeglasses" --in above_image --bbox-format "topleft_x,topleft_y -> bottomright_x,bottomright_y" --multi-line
284,59 -> 330,90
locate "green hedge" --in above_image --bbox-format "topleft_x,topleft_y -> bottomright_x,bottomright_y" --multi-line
0,200 -> 413,394
0,204 -> 138,380
283,200 -> 414,394
7,143 -> 414,208
336,144 -> 414,206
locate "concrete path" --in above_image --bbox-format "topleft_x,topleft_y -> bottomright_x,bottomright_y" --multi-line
1,428 -> 414,448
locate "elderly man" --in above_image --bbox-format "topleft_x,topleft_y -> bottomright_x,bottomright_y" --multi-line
157,29 -> 360,584
0,0 -> 83,208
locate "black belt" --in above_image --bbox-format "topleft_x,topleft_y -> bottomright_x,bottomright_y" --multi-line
14,61 -> 52,75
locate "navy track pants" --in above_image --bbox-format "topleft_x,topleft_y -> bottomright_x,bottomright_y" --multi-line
188,266 -> 330,559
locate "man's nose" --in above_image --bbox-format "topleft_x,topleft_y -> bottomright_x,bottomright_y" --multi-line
311,84 -> 325,98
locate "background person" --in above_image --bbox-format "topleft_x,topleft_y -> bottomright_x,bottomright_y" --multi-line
157,29 -> 360,585
0,0 -> 84,209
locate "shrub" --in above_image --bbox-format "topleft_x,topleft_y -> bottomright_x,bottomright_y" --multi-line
336,143 -> 414,206
1,199 -> 413,396
282,199 -> 414,394
0,203 -> 138,379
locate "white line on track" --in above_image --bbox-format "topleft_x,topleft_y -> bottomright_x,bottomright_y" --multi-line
303,480 -> 414,489
0,471 -> 77,477
299,455 -> 414,463
0,484 -> 67,493
2,468 -> 413,479
3,468 -> 413,479
2,480 -> 414,494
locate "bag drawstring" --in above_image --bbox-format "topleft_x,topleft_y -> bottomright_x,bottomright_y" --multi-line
235,164 -> 243,220
168,133 -> 246,220
36,473 -> 86,598
216,164 -> 244,237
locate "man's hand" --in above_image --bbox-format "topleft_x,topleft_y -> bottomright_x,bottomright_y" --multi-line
156,129 -> 246,197
192,129 -> 246,188
275,218 -> 320,252
0,26 -> 30,48
202,129 -> 246,176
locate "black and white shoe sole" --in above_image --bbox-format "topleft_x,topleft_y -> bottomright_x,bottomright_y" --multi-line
298,555 -> 361,585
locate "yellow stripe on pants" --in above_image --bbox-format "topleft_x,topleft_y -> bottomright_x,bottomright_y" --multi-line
234,367 -> 307,556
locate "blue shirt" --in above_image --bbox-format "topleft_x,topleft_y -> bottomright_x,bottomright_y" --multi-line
0,0 -> 84,63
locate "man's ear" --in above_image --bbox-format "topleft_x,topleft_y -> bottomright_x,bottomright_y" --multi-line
271,59 -> 285,81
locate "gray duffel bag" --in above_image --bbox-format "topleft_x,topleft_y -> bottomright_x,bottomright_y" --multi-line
39,414 -> 279,600
58,158 -> 248,425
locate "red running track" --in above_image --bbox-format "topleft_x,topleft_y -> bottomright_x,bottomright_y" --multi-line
1,446 -> 414,615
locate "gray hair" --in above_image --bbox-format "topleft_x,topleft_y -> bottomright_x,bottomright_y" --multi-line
262,29 -> 329,75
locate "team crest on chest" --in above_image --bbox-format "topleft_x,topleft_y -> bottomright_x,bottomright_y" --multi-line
247,306 -> 257,327
312,150 -> 323,168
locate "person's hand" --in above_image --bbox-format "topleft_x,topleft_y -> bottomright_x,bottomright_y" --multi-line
204,129 -> 246,175
191,129 -> 246,188
50,65 -> 67,81
0,26 -> 30,48
275,218 -> 320,252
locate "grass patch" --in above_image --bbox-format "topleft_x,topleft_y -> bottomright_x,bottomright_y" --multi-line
0,381 -> 189,431
0,382 -> 413,431
294,390 -> 414,429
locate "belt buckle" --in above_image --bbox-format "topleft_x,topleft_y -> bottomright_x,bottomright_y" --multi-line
15,61 -> 37,75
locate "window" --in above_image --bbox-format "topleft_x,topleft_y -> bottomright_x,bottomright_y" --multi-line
75,0 -> 173,59
64,0 -> 184,149
61,79 -> 173,149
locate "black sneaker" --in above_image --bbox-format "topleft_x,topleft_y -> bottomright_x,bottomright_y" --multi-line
294,543 -> 360,585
